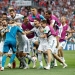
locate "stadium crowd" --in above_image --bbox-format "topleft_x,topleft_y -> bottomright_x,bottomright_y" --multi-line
0,0 -> 75,71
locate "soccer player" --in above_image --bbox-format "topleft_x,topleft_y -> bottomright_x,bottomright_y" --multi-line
45,10 -> 62,66
22,16 -> 39,57
8,7 -> 24,22
1,20 -> 25,71
27,19 -> 52,69
28,7 -> 45,22
2,13 -> 9,21
7,7 -> 24,68
40,20 -> 53,70
58,16 -> 72,63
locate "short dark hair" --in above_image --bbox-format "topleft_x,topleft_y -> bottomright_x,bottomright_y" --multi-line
34,18 -> 40,22
41,20 -> 47,24
2,13 -> 7,16
46,10 -> 52,15
31,7 -> 37,9
9,9 -> 15,12
23,16 -> 28,19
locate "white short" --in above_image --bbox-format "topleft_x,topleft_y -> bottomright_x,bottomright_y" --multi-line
30,36 -> 39,43
0,41 -> 4,52
38,43 -> 50,52
48,35 -> 57,54
58,41 -> 67,49
17,35 -> 30,53
23,40 -> 30,53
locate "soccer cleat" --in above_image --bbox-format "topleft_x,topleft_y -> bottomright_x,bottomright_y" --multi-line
54,61 -> 58,67
44,66 -> 50,70
0,67 -> 4,71
33,60 -> 36,68
33,64 -> 36,68
38,66 -> 43,69
23,66 -> 29,69
7,63 -> 12,68
19,66 -> 24,69
63,63 -> 67,68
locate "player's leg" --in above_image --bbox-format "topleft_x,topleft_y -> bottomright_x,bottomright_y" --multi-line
31,37 -> 39,56
52,53 -> 67,68
8,41 -> 16,68
1,42 -> 9,71
44,49 -> 52,70
19,52 -> 28,69
38,44 -> 43,69
58,41 -> 66,63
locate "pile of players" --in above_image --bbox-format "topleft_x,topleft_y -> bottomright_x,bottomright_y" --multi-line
0,6 -> 74,71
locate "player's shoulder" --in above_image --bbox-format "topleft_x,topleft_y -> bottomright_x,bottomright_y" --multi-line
16,14 -> 24,17
7,15 -> 11,19
45,26 -> 50,30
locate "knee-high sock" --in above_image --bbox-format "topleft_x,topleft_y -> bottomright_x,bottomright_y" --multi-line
20,57 -> 28,67
9,53 -> 16,64
2,55 -> 7,67
38,53 -> 43,66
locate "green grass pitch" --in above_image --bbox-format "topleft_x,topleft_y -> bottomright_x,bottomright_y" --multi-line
0,50 -> 75,75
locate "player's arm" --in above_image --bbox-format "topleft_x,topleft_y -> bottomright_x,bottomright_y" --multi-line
40,34 -> 47,38
40,15 -> 46,20
66,29 -> 71,33
50,20 -> 55,27
24,27 -> 35,35
65,27 -> 72,40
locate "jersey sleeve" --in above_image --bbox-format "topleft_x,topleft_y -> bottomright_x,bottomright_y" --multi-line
44,26 -> 50,34
30,28 -> 36,32
40,15 -> 46,20
50,20 -> 55,26
17,26 -> 23,33
30,22 -> 34,26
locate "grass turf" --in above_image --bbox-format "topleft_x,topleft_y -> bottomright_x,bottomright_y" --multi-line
0,50 -> 75,75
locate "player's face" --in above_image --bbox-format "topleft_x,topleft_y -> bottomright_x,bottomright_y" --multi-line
2,20 -> 7,27
24,17 -> 29,23
34,20 -> 39,27
61,17 -> 66,23
45,13 -> 50,19
31,8 -> 37,15
10,11 -> 15,18
2,15 -> 7,20
41,22 -> 46,28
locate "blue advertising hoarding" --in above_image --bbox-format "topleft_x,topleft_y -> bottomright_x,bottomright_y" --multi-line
64,41 -> 75,50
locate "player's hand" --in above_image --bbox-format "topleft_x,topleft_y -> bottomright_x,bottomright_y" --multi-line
40,29 -> 43,32
5,29 -> 9,32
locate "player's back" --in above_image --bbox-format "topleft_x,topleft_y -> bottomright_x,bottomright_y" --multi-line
5,25 -> 23,42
